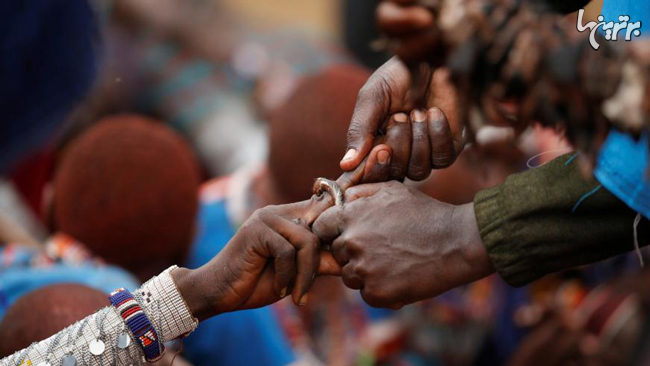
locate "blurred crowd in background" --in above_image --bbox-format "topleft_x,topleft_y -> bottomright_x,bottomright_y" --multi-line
3,0 -> 650,365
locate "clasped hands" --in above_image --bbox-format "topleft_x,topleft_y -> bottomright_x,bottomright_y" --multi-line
173,0 -> 500,321
174,64 -> 493,321
175,168 -> 491,323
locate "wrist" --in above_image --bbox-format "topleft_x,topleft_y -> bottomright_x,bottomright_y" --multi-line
452,202 -> 495,282
172,266 -> 223,322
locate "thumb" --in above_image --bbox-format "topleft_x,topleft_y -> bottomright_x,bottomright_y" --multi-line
337,144 -> 392,191
340,96 -> 383,171
341,57 -> 413,171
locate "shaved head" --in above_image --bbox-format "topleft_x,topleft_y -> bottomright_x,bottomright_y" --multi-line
268,64 -> 371,202
0,284 -> 108,357
53,115 -> 201,279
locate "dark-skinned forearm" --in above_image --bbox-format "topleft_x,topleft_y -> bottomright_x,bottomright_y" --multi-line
171,265 -> 222,322
452,202 -> 496,284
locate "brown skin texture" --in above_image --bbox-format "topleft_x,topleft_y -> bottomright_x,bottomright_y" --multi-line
175,65 -> 374,320
312,181 -> 494,309
172,200 -> 341,321
339,0 -> 452,174
340,57 -> 464,181
345,1 -> 521,178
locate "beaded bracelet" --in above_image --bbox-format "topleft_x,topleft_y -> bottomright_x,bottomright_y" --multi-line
109,288 -> 164,362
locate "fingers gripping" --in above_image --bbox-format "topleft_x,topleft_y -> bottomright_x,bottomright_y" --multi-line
260,211 -> 320,306
385,113 -> 412,181
262,229 -> 297,300
407,109 -> 432,180
428,107 -> 457,168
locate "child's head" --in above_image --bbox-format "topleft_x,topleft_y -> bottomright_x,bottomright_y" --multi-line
53,115 -> 201,279
268,64 -> 371,203
0,284 -> 108,357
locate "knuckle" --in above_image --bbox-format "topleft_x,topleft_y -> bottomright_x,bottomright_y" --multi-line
407,166 -> 431,181
342,276 -> 361,290
261,205 -> 281,216
250,208 -> 266,221
361,289 -> 386,308
331,235 -> 347,251
278,248 -> 296,262
372,286 -> 394,304
354,263 -> 370,279
431,154 -> 455,168
389,164 -> 406,179
356,85 -> 376,105
238,218 -> 259,237
346,124 -> 368,147
346,238 -> 364,255
306,234 -> 319,249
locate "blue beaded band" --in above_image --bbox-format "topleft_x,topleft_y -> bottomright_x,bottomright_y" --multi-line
109,288 -> 164,362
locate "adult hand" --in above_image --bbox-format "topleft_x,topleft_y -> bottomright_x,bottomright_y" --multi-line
341,1 -> 523,182
312,181 -> 494,309
340,58 -> 465,182
172,201 -> 341,321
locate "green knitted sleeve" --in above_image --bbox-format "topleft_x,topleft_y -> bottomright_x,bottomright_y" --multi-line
474,153 -> 650,286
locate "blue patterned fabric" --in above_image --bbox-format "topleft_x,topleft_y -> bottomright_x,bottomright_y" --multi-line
594,1 -> 650,218
595,130 -> 650,219
183,199 -> 296,366
601,1 -> 650,31
0,245 -> 138,320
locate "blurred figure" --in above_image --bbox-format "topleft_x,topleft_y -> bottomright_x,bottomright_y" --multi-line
0,0 -> 98,174
49,114 -> 293,365
0,227 -> 138,320
342,0 -> 390,69
71,0 -> 353,177
508,268 -> 650,366
0,284 -> 109,357
0,1 -> 341,364
51,115 -> 201,281
0,2 -> 139,321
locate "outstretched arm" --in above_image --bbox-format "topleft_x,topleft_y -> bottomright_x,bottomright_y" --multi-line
313,154 -> 650,309
1,202 -> 340,366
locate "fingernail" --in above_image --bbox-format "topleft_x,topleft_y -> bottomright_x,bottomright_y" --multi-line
411,109 -> 426,123
377,150 -> 391,165
393,113 -> 408,123
280,287 -> 288,298
342,149 -> 356,162
428,108 -> 442,122
299,293 -> 309,306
